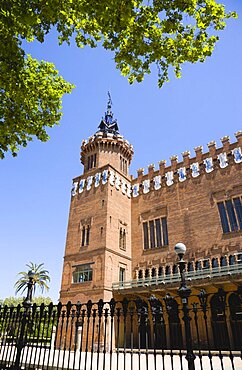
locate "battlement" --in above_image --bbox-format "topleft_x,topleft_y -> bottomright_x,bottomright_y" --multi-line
80,131 -> 134,165
71,132 -> 241,199
132,132 -> 242,196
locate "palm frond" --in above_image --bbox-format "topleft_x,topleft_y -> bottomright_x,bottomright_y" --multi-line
15,261 -> 50,296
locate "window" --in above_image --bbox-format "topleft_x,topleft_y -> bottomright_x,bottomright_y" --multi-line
81,225 -> 90,247
155,219 -> 162,247
212,258 -> 219,268
120,156 -> 128,174
87,154 -> 97,170
173,265 -> 178,274
229,255 -> 235,265
220,256 -> 227,267
203,260 -> 210,269
138,270 -> 143,279
165,266 -> 171,275
158,266 -> 163,276
151,268 -> 156,278
73,264 -> 93,283
187,262 -> 194,272
119,267 -> 125,283
217,197 -> 242,233
149,221 -> 155,248
237,254 -> 242,264
119,227 -> 126,251
143,222 -> 149,250
143,217 -> 168,250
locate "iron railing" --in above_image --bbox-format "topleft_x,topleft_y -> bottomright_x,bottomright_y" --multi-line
112,263 -> 242,290
0,288 -> 242,370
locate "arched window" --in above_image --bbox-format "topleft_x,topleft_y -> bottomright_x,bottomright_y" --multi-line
203,259 -> 210,269
220,256 -> 227,267
145,269 -> 149,278
195,261 -> 202,270
165,266 -> 171,275
158,266 -> 163,277
187,262 -> 194,272
119,227 -> 126,250
81,224 -> 90,247
138,270 -> 143,279
81,226 -> 85,247
152,267 -> 156,278
229,255 -> 235,265
86,225 -> 90,245
123,229 -> 126,250
173,265 -> 178,274
212,258 -> 219,268
238,254 -> 242,264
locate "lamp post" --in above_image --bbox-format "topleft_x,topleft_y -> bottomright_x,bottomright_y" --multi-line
174,242 -> 196,370
22,270 -> 35,308
14,270 -> 36,369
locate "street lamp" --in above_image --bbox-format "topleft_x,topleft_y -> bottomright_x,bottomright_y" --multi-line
174,242 -> 189,293
23,270 -> 36,309
13,270 -> 36,369
174,242 -> 196,370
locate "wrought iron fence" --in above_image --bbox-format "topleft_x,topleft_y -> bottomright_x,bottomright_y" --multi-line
0,288 -> 242,370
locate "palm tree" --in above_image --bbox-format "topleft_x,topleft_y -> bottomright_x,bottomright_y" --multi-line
15,262 -> 50,296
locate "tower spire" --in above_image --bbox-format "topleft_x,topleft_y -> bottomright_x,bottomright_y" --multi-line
98,92 -> 119,134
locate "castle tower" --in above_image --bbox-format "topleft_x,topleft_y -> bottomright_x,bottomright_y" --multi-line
60,94 -> 134,303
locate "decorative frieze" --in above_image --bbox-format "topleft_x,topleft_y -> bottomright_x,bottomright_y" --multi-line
154,175 -> 161,190
190,162 -> 200,178
218,152 -> 228,169
86,176 -> 93,191
165,171 -> 174,186
204,157 -> 214,173
71,142 -> 241,198
79,179 -> 85,193
94,173 -> 101,187
143,179 -> 150,194
132,184 -> 139,198
232,147 -> 242,163
177,167 -> 186,182
102,170 -> 108,184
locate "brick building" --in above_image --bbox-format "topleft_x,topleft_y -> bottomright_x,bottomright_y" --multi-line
60,97 -> 242,308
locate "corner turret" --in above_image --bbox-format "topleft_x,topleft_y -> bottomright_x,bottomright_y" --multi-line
80,93 -> 133,176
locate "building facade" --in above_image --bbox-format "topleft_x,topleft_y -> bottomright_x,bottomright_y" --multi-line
60,98 -> 242,308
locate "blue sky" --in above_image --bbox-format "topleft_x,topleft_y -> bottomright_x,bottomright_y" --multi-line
0,0 -> 241,302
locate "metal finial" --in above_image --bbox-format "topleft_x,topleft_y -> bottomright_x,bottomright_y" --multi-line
107,91 -> 112,113
97,92 -> 119,134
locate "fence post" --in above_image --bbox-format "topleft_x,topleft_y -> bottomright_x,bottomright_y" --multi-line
51,326 -> 56,350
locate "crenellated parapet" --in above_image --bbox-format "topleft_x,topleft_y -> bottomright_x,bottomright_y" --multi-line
72,132 -> 241,199
132,132 -> 242,197
80,131 -> 134,165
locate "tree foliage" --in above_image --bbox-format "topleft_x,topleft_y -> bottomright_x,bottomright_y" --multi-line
14,262 -> 50,296
0,296 -> 52,306
0,0 -> 237,157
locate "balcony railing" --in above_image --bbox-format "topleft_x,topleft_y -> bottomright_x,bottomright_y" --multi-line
112,263 -> 242,290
